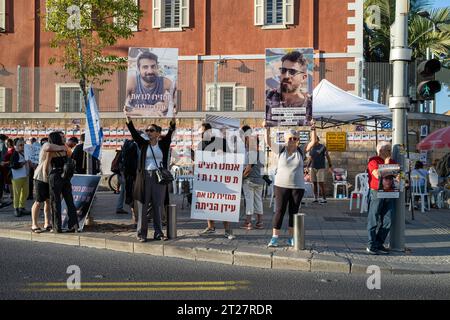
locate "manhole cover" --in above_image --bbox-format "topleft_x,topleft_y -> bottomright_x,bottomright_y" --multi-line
323,217 -> 356,223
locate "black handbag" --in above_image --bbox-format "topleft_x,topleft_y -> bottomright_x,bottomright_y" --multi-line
62,157 -> 76,180
148,144 -> 174,185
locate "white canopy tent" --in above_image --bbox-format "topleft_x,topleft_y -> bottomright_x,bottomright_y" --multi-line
312,79 -> 392,129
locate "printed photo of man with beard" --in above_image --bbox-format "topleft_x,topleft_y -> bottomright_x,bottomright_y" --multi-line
265,50 -> 313,127
125,50 -> 176,117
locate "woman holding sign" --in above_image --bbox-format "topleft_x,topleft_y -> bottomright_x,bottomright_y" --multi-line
124,106 -> 176,242
266,121 -> 317,247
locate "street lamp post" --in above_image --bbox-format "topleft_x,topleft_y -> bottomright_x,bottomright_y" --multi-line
389,0 -> 412,251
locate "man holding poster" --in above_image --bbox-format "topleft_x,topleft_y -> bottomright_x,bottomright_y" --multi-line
125,48 -> 177,117
265,48 -> 313,127
366,142 -> 397,255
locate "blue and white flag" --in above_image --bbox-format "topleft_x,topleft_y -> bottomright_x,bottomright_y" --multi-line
84,86 -> 103,159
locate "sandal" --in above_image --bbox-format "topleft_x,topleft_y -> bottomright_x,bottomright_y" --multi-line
255,222 -> 264,229
31,227 -> 43,233
44,225 -> 53,232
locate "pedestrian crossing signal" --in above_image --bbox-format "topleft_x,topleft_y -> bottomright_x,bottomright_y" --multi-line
416,59 -> 441,100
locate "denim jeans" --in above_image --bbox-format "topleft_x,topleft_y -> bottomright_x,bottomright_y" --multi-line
116,173 -> 125,211
367,189 -> 394,250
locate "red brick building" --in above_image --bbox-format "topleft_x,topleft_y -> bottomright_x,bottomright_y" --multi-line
0,0 -> 364,118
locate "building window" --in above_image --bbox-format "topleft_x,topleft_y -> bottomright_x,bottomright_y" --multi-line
153,0 -> 189,30
0,0 -> 6,32
114,0 -> 139,31
266,0 -> 283,25
254,0 -> 294,28
0,87 -> 12,112
56,84 -> 99,112
206,83 -> 247,112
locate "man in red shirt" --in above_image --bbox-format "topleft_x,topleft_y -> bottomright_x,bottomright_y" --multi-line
366,142 -> 396,255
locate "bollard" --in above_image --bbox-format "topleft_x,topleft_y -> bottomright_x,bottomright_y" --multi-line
167,204 -> 177,239
293,213 -> 305,250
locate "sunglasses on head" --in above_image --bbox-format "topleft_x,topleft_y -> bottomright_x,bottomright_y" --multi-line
146,128 -> 156,133
288,137 -> 299,141
279,67 -> 305,76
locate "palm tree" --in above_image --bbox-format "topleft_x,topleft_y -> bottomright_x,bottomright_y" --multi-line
364,0 -> 450,65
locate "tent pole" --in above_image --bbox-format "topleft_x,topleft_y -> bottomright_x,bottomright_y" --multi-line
375,118 -> 378,147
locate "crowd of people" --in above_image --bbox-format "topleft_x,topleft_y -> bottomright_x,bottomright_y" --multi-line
0,132 -> 100,233
1,118 -> 448,253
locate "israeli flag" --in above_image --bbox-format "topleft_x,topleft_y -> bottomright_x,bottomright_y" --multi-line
84,86 -> 103,159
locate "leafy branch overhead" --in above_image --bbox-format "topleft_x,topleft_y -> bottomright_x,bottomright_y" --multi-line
45,0 -> 143,86
364,0 -> 450,68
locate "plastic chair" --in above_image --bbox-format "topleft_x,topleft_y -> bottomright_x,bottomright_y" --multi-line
170,165 -> 181,194
333,168 -> 348,199
350,173 -> 369,212
409,175 -> 431,213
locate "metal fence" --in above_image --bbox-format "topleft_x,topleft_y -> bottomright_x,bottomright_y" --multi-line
0,60 -> 429,114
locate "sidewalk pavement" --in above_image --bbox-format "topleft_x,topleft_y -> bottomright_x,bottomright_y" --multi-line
1,191 -> 449,275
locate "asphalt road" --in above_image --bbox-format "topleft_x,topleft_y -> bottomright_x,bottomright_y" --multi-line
0,238 -> 449,301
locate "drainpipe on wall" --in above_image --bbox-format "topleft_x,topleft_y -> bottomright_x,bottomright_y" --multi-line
17,65 -> 21,112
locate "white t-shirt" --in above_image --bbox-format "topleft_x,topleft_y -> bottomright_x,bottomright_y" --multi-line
274,147 -> 305,189
145,143 -> 163,171
12,152 -> 29,180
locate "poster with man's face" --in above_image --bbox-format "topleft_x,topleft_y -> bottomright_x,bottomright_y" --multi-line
125,47 -> 178,118
265,48 -> 314,127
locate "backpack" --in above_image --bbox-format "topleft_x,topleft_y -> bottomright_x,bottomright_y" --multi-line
110,150 -> 122,174
436,153 -> 450,177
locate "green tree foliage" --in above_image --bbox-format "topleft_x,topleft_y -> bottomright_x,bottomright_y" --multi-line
45,0 -> 143,108
364,0 -> 450,67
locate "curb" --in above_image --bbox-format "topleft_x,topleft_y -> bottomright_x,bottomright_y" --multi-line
1,228 -> 449,275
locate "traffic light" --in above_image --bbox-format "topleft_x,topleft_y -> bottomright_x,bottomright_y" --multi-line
416,59 -> 441,100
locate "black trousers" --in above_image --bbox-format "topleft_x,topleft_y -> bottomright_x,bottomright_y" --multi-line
49,170 -> 78,231
0,170 -> 4,201
273,186 -> 305,229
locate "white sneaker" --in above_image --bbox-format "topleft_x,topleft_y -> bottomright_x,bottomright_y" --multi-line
319,199 -> 327,204
225,231 -> 236,240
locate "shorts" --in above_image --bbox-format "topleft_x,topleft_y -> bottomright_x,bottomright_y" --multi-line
34,180 -> 50,203
311,168 -> 326,183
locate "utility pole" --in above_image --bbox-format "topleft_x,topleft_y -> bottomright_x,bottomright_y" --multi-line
389,0 -> 412,251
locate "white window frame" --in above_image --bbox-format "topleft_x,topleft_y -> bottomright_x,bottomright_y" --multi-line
254,0 -> 294,29
0,0 -> 6,32
55,83 -> 83,113
153,0 -> 189,31
0,87 -> 6,112
113,0 -> 139,32
205,83 -> 247,112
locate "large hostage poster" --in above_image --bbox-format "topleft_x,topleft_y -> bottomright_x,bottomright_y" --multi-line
265,48 -> 314,127
124,47 -> 178,117
191,151 -> 244,223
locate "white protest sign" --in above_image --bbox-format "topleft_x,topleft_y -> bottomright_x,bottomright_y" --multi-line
25,143 -> 41,164
191,151 -> 244,223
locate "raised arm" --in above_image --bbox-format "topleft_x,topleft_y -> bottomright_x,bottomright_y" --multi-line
305,120 -> 317,153
124,106 -> 146,147
160,118 -> 176,149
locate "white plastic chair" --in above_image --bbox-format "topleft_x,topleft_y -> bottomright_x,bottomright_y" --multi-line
333,168 -> 348,199
170,165 -> 181,194
409,175 -> 431,213
350,173 -> 369,212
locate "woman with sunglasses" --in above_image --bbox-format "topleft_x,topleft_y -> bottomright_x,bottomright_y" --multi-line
10,139 -> 31,217
267,121 -> 317,247
124,106 -> 176,242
